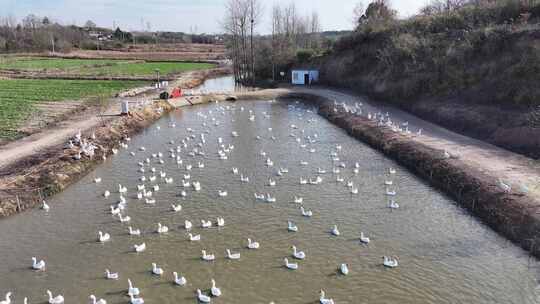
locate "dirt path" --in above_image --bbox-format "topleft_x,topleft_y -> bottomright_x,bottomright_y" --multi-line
287,86 -> 540,199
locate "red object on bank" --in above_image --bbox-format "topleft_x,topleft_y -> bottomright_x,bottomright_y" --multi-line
170,87 -> 182,98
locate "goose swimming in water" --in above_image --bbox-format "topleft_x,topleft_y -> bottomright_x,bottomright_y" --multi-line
284,258 -> 298,270
288,221 -> 298,232
300,206 -> 313,217
211,279 -> 222,297
247,238 -> 260,249
171,204 -> 182,212
134,243 -> 146,253
201,250 -> 215,261
226,249 -> 241,260
173,272 -> 187,286
89,295 -> 106,304
103,191 -> 110,198
388,199 -> 400,209
128,227 -> 141,236
201,220 -> 212,228
0,292 -> 10,304
217,217 -> 225,227
331,225 -> 340,236
127,279 -> 140,296
151,263 -> 164,276
98,231 -> 111,243
319,290 -> 334,304
105,269 -> 118,280
383,256 -> 399,268
41,200 -> 50,211
185,220 -> 193,230
31,257 -> 46,271
188,233 -> 201,241
129,294 -> 144,304
196,290 -> 211,303
340,263 -> 349,275
46,290 -> 64,304
156,223 -> 169,234
292,246 -> 306,260
293,196 -> 303,204
94,177 -> 102,183
218,190 -> 228,197
360,232 -> 370,244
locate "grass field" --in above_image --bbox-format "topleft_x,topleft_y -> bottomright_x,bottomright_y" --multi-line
85,61 -> 215,76
0,57 -> 127,71
0,79 -> 143,140
0,57 -> 215,77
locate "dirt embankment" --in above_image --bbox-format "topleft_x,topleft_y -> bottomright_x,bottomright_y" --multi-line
0,68 -> 231,217
0,101 -> 173,217
280,92 -> 540,258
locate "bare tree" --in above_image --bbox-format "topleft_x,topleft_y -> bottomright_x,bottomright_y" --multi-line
352,1 -> 366,27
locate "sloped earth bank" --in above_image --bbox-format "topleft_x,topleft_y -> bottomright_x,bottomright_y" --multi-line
279,91 -> 540,258
0,69 -> 229,216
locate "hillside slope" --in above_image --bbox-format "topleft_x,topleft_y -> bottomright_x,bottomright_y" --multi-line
316,2 -> 540,158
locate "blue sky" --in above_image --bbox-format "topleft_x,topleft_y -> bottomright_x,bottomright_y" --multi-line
1,0 -> 429,33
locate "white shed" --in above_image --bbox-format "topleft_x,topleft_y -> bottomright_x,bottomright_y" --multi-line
291,69 -> 319,85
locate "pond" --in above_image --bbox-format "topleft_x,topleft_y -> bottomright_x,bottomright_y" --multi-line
0,79 -> 538,304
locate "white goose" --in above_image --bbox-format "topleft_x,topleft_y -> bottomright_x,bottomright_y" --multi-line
293,196 -> 303,204
218,190 -> 228,197
103,191 -> 111,198
287,221 -> 298,232
340,263 -> 349,275
201,250 -> 215,261
319,290 -> 334,304
196,289 -> 211,303
156,223 -> 169,234
388,199 -> 400,209
300,206 -> 313,217
31,257 -> 46,271
89,295 -> 106,304
94,177 -> 102,183
188,233 -> 201,241
185,220 -> 193,230
105,269 -> 118,280
173,272 -> 187,286
383,256 -> 399,268
247,238 -> 260,249
118,214 -> 131,223
171,204 -> 182,212
217,217 -> 225,227
129,294 -> 144,304
41,200 -> 50,211
292,246 -> 306,260
134,243 -> 146,253
151,263 -> 164,276
0,292 -> 11,304
226,249 -> 241,260
46,290 -> 64,304
284,258 -> 298,270
211,279 -> 222,297
127,279 -> 140,296
128,227 -> 141,236
98,231 -> 110,243
331,225 -> 340,236
201,220 -> 212,228
360,232 -> 370,244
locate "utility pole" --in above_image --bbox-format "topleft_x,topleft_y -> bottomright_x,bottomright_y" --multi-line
51,34 -> 55,53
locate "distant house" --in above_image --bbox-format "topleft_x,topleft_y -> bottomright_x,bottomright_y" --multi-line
291,69 -> 319,85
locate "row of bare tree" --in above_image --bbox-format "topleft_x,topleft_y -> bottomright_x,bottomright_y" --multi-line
222,0 -> 323,84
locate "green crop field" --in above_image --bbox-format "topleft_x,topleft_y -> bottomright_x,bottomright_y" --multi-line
0,79 -> 143,140
0,57 -> 128,72
84,61 -> 216,76
0,57 -> 215,77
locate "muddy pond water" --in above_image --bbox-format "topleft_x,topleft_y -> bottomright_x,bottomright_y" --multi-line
0,78 -> 539,304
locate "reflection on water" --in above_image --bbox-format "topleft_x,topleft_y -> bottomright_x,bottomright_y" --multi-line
196,76 -> 248,93
0,98 -> 539,304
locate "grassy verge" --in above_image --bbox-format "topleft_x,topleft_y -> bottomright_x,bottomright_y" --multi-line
0,79 -> 144,140
0,57 -> 216,77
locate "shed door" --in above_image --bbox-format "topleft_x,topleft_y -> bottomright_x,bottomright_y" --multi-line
304,73 -> 309,85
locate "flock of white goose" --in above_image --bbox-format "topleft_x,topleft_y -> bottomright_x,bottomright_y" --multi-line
4,100 -> 403,304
